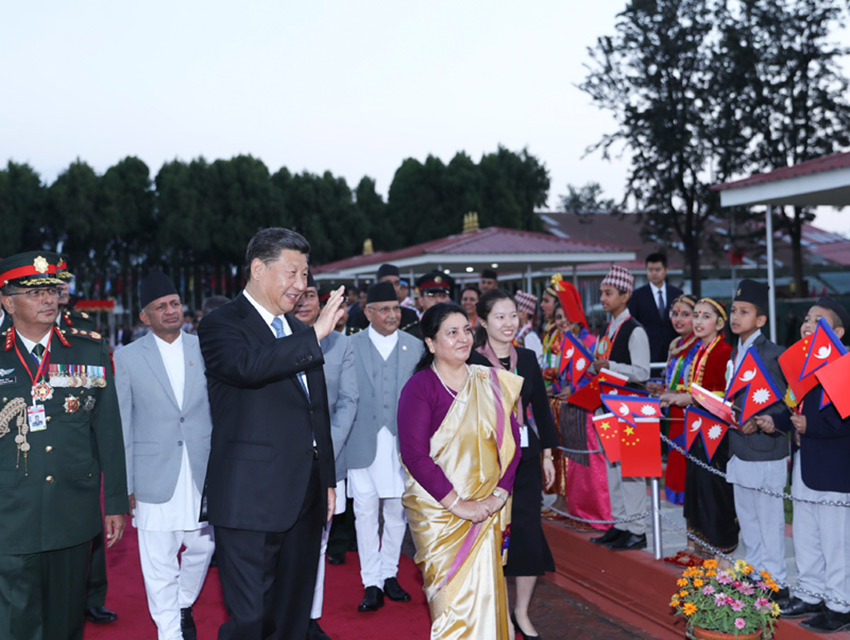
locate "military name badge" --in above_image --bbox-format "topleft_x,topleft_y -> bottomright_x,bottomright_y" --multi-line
64,395 -> 80,414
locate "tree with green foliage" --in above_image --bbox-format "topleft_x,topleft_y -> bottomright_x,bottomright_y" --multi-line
0,162 -> 47,257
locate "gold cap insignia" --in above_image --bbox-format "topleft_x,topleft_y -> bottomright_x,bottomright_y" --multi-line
33,256 -> 49,274
434,276 -> 442,283
736,288 -> 742,297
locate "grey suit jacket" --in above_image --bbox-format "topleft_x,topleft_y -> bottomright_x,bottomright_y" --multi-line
345,328 -> 423,470
115,331 -> 214,503
320,331 -> 358,482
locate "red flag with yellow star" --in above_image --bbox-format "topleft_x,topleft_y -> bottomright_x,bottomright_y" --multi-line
815,353 -> 850,419
779,333 -> 818,402
620,417 -> 662,478
566,368 -> 630,412
592,413 -> 621,463
692,383 -> 735,425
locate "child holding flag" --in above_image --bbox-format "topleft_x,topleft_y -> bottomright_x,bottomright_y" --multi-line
759,297 -> 850,633
725,280 -> 790,605
661,298 -> 737,567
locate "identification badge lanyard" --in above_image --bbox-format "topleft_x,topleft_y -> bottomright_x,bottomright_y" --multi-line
13,331 -> 54,432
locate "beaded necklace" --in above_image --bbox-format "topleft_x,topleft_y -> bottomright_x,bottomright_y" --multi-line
688,334 -> 723,389
431,364 -> 469,400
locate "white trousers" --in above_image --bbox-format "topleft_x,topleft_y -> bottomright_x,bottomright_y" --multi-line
137,525 -> 215,640
349,471 -> 407,589
733,484 -> 787,583
605,460 -> 647,535
791,452 -> 850,612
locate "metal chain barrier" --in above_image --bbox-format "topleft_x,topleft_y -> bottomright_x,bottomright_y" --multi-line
546,503 -> 649,526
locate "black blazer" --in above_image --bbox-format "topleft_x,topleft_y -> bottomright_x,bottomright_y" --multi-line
198,292 -> 335,532
468,346 -> 558,458
628,281 -> 683,364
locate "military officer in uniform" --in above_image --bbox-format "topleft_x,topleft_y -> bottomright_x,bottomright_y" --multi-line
0,251 -> 128,640
53,256 -> 117,625
415,271 -> 455,312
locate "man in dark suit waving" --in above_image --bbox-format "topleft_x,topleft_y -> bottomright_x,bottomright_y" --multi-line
198,228 -> 345,640
627,252 -> 684,365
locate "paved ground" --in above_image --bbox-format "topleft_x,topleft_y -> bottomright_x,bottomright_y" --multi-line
511,579 -> 660,640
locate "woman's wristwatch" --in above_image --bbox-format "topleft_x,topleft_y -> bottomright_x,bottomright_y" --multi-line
492,488 -> 508,504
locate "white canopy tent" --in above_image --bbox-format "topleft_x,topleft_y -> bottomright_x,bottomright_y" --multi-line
713,152 -> 850,341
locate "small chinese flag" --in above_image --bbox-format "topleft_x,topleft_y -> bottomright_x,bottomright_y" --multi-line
815,353 -> 850,419
620,417 -> 662,478
692,383 -> 736,425
566,369 -> 630,412
592,413 -> 621,463
779,333 -> 818,401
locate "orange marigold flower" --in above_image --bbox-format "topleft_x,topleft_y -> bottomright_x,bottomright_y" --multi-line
693,579 -> 704,588
679,590 -> 688,598
705,570 -> 717,577
703,559 -> 718,569
683,602 -> 698,616
677,578 -> 689,587
760,570 -> 771,580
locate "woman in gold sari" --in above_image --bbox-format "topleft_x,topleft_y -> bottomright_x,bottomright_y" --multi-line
398,302 -> 523,639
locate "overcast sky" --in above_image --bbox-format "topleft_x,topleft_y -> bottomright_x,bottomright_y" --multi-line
3,1 -> 848,235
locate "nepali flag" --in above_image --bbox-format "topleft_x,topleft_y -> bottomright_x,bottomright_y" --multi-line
799,317 -> 846,381
592,413 -> 622,462
724,347 -> 783,424
598,381 -> 649,398
601,394 -> 661,429
816,353 -> 850,419
692,383 -> 735,425
559,331 -> 594,384
620,417 -> 663,478
686,407 -> 730,462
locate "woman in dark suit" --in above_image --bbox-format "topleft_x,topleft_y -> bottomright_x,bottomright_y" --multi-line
469,288 -> 558,640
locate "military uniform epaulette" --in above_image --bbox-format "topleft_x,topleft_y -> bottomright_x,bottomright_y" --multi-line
66,328 -> 102,342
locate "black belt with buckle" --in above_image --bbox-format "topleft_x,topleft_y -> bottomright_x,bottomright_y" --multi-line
307,446 -> 319,459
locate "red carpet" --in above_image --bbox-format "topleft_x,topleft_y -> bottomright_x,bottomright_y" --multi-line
84,524 -> 431,639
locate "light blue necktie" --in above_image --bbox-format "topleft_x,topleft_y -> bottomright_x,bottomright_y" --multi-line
271,316 -> 310,402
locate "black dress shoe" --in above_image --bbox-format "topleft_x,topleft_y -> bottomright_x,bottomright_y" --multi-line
589,527 -> 625,546
801,608 -> 850,632
358,586 -> 385,612
383,577 -> 411,602
84,606 -> 118,624
781,596 -> 825,619
511,610 -> 541,639
327,551 -> 346,565
771,586 -> 791,609
608,532 -> 647,551
180,606 -> 196,640
308,618 -> 333,640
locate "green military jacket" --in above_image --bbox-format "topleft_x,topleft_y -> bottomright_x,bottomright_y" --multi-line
0,326 -> 128,555
58,308 -> 96,332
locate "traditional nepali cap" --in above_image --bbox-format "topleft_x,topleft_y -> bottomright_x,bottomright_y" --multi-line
600,265 -> 634,294
307,271 -> 317,290
556,281 -> 588,328
376,263 -> 400,280
514,290 -> 538,315
734,279 -> 769,314
0,251 -> 64,288
481,268 -> 498,280
817,296 -> 850,329
54,255 -> 74,282
416,271 -> 454,294
139,272 -> 179,308
366,281 -> 397,304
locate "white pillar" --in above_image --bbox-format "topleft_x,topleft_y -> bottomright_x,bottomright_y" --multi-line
766,205 -> 777,342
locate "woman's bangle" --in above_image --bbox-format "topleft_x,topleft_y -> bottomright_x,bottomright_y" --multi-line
542,454 -> 554,460
492,488 -> 508,504
447,495 -> 461,512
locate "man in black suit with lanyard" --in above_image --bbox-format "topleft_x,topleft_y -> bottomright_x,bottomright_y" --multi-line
627,252 -> 683,365
198,227 -> 345,639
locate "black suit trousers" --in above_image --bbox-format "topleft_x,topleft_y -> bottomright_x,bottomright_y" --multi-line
216,459 -> 324,640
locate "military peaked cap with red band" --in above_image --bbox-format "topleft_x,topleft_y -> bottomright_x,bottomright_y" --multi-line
416,270 -> 454,294
55,256 -> 74,282
0,251 -> 65,288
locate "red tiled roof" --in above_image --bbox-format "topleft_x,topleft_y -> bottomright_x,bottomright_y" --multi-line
712,151 -> 850,191
314,227 -> 627,274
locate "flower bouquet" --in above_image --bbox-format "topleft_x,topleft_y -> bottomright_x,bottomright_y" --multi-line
670,559 -> 780,639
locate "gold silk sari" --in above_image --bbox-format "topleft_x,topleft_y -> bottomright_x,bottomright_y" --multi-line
403,365 -> 522,639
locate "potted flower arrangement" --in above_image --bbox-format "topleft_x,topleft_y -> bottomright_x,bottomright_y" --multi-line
670,559 -> 781,639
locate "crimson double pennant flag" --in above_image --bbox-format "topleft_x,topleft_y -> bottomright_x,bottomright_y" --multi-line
778,332 -> 818,404
724,347 -> 783,424
684,406 -> 729,462
800,318 -> 846,409
600,394 -> 661,428
816,352 -> 850,419
620,417 -> 663,478
558,331 -> 594,385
